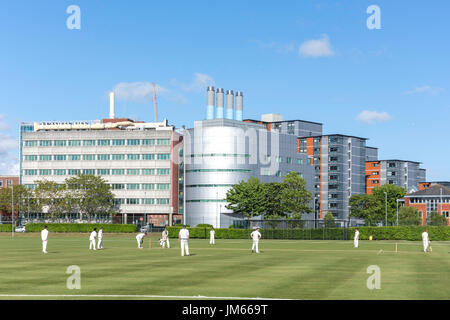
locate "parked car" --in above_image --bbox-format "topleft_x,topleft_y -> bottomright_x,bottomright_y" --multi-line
15,226 -> 26,233
140,225 -> 150,232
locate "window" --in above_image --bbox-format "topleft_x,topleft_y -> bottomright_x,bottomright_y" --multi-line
39,155 -> 52,161
329,184 -> 339,190
97,139 -> 110,146
276,156 -> 282,163
388,180 -> 394,184
329,175 -> 338,181
142,139 -> 155,145
142,199 -> 155,205
296,159 -> 303,165
126,198 -> 140,205
329,194 -> 339,199
387,171 -> 396,176
97,154 -> 110,161
39,169 -> 51,175
157,184 -> 170,190
373,180 -> 379,184
112,154 -> 125,160
329,147 -> 339,152
329,166 -> 338,171
286,157 -> 292,164
156,198 -> 170,205
127,139 -> 140,146
329,156 -> 338,162
329,203 -> 339,209
388,162 -> 396,168
157,139 -> 170,145
112,169 -> 125,175
157,168 -> 170,175
54,140 -> 66,147
68,155 -> 81,161
68,169 -> 81,175
112,139 -> 125,146
142,184 -> 155,190
157,154 -> 170,160
24,140 -> 38,147
24,155 -> 38,161
82,169 -> 95,175
111,184 -> 125,190
39,140 -> 52,147
97,169 -> 110,175
127,154 -> 140,160
371,172 -> 379,175
275,171 -> 282,177
372,163 -> 379,167
25,184 -> 37,190
53,169 -> 66,176
127,169 -> 140,175
142,169 -> 155,175
127,184 -> 140,190
53,155 -> 66,161
114,199 -> 125,205
81,154 -> 94,161
83,140 -> 96,146
142,154 -> 155,160
68,140 -> 81,146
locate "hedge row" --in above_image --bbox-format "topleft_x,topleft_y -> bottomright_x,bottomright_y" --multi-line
0,224 -> 13,232
166,226 -> 450,241
22,223 -> 137,233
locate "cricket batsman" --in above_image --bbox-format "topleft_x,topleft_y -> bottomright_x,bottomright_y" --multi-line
136,232 -> 147,249
162,227 -> 170,248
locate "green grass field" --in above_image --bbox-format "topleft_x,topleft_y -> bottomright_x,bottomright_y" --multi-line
0,233 -> 449,300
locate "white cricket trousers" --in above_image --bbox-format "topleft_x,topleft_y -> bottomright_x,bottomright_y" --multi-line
354,239 -> 359,248
163,239 -> 170,248
210,235 -> 215,245
97,238 -> 103,249
42,240 -> 48,253
423,240 -> 428,252
252,240 -> 259,253
89,240 -> 96,250
181,240 -> 190,256
137,239 -> 142,248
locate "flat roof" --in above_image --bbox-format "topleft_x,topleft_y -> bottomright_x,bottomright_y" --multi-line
243,118 -> 323,126
304,134 -> 368,140
378,159 -> 422,164
366,146 -> 378,150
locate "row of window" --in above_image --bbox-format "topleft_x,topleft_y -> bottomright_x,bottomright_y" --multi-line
113,198 -> 170,205
23,168 -> 171,176
24,139 -> 171,147
23,153 -> 170,161
409,198 -> 450,204
111,183 -> 170,190
261,170 -> 303,178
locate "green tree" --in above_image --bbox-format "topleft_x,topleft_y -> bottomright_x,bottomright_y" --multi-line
324,212 -> 336,228
34,180 -> 72,218
427,211 -> 448,226
398,206 -> 421,226
225,177 -> 267,218
286,212 -> 304,229
0,185 -> 32,220
263,182 -> 284,217
264,213 -> 282,228
65,174 -> 115,222
349,194 -> 380,226
279,171 -> 313,215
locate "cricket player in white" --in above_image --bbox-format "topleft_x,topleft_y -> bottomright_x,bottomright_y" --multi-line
89,228 -> 97,250
178,225 -> 190,256
354,229 -> 359,248
250,227 -> 261,253
422,230 -> 429,253
210,228 -> 215,245
162,228 -> 170,248
41,226 -> 49,253
97,227 -> 104,249
136,232 -> 147,249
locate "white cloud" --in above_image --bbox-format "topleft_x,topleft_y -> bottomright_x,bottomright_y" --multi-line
405,85 -> 445,96
356,110 -> 392,124
113,82 -> 155,102
181,73 -> 215,92
299,34 -> 334,58
0,115 -> 19,175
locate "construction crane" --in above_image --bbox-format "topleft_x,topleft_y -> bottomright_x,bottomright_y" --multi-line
152,82 -> 158,122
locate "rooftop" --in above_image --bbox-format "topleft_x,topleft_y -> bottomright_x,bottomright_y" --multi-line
406,184 -> 450,197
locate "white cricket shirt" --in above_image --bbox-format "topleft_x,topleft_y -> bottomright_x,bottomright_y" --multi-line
41,229 -> 48,241
136,233 -> 145,241
422,232 -> 428,241
98,230 -> 103,239
354,231 -> 359,240
210,230 -> 215,237
251,231 -> 261,240
89,231 -> 97,241
179,228 -> 189,240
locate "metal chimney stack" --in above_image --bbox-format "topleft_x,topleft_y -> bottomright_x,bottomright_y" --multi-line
206,86 -> 215,120
216,88 -> 224,119
235,91 -> 243,121
109,92 -> 115,119
225,90 -> 234,120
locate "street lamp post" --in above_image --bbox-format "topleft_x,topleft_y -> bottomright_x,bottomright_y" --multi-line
383,192 -> 388,226
11,185 -> 14,237
396,199 -> 400,226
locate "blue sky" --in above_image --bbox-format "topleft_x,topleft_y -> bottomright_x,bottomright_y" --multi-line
1,0 -> 449,180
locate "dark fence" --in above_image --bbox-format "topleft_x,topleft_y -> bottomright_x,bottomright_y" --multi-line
232,219 -> 359,230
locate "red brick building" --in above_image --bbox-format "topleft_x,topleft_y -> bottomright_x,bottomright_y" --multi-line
0,176 -> 19,189
403,184 -> 450,226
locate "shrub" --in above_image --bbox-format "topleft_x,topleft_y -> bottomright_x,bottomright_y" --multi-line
0,224 -> 13,232
196,224 -> 213,228
23,223 -> 136,233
